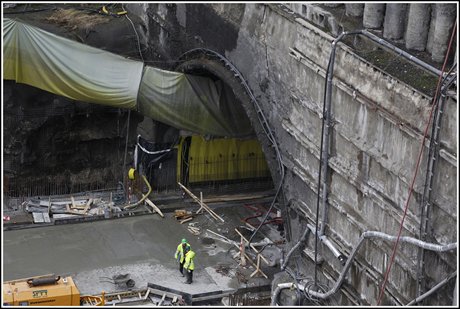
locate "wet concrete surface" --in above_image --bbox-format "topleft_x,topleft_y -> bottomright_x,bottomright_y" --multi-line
2,200 -> 283,298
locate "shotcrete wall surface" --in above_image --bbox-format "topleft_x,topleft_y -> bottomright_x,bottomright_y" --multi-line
140,3 -> 457,306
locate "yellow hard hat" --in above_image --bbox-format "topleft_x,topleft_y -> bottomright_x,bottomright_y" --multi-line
128,168 -> 136,180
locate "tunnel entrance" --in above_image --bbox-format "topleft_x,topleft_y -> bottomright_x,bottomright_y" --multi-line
137,53 -> 277,196
3,53 -> 276,204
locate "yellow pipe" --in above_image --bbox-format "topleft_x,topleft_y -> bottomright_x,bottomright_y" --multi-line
123,175 -> 152,210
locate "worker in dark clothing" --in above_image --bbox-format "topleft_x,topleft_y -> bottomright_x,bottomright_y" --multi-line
183,248 -> 195,284
174,238 -> 191,277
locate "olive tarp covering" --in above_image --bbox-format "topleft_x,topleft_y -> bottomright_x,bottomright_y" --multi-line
3,18 -> 142,109
3,18 -> 253,137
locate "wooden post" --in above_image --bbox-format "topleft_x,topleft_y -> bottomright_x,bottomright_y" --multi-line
250,254 -> 263,278
234,228 -> 269,265
240,235 -> 246,266
197,192 -> 204,214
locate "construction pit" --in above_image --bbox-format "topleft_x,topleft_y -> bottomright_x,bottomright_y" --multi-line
3,185 -> 282,306
2,3 -> 457,307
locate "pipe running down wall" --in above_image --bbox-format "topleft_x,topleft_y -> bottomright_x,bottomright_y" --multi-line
315,28 -> 448,246
284,28 -> 457,306
271,231 -> 457,305
281,223 -> 346,271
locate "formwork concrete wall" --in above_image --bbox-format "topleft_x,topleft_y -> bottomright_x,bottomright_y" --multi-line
132,3 -> 457,305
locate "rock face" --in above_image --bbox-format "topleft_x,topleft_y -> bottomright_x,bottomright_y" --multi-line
3,3 -> 457,306
3,81 -> 143,196
3,6 -> 151,197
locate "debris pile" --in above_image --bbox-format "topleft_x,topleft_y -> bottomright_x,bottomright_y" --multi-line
25,195 -> 121,223
174,209 -> 195,224
21,189 -> 164,225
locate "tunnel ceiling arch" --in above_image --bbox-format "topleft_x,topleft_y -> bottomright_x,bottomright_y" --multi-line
2,18 -> 254,138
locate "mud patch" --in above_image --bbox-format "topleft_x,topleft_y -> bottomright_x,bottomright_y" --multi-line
46,8 -> 110,31
201,237 -> 216,245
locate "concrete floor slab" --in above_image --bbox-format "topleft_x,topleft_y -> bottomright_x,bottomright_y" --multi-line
3,201 -> 283,299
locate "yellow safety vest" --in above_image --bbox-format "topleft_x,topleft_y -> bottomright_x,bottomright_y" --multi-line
183,250 -> 195,271
175,243 -> 191,263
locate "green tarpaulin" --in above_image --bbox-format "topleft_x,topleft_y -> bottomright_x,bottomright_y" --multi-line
3,18 -> 253,137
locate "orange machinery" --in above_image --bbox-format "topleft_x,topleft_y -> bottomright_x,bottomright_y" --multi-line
3,274 -> 83,306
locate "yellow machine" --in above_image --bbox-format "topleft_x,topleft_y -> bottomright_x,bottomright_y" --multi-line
3,275 -> 86,306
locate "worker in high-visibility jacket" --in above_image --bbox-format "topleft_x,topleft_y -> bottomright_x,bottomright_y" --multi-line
174,238 -> 191,277
183,249 -> 196,284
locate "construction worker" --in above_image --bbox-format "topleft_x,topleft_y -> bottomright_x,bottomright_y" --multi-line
183,248 -> 195,284
174,238 -> 191,277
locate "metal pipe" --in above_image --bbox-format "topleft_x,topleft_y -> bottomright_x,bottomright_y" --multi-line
407,271 -> 457,306
271,283 -> 295,306
360,30 -> 443,76
317,27 -> 447,257
123,174 -> 151,210
281,227 -> 310,270
271,231 -> 456,303
416,70 -> 457,295
319,31 -> 352,236
308,223 -> 346,265
320,235 -> 347,265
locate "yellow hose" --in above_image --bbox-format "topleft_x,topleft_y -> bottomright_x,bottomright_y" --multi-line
123,175 -> 152,210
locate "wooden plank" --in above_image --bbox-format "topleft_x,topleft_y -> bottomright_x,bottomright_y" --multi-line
239,235 -> 246,266
178,182 -> 224,222
206,229 -> 236,245
180,217 -> 193,224
234,228 -> 270,265
239,250 -> 268,279
82,199 -> 92,214
250,254 -> 263,278
196,192 -> 204,214
53,214 -> 82,219
32,212 -> 44,223
65,204 -> 86,215
158,293 -> 166,306
202,193 -> 272,203
145,198 -> 164,217
187,228 -> 200,235
146,288 -> 183,301
70,196 -> 88,209
193,291 -> 233,302
42,212 -> 51,223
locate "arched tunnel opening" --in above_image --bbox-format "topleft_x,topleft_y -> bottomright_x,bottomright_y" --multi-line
136,55 -> 278,197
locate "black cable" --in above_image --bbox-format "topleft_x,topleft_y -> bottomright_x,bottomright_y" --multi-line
314,48 -> 333,287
